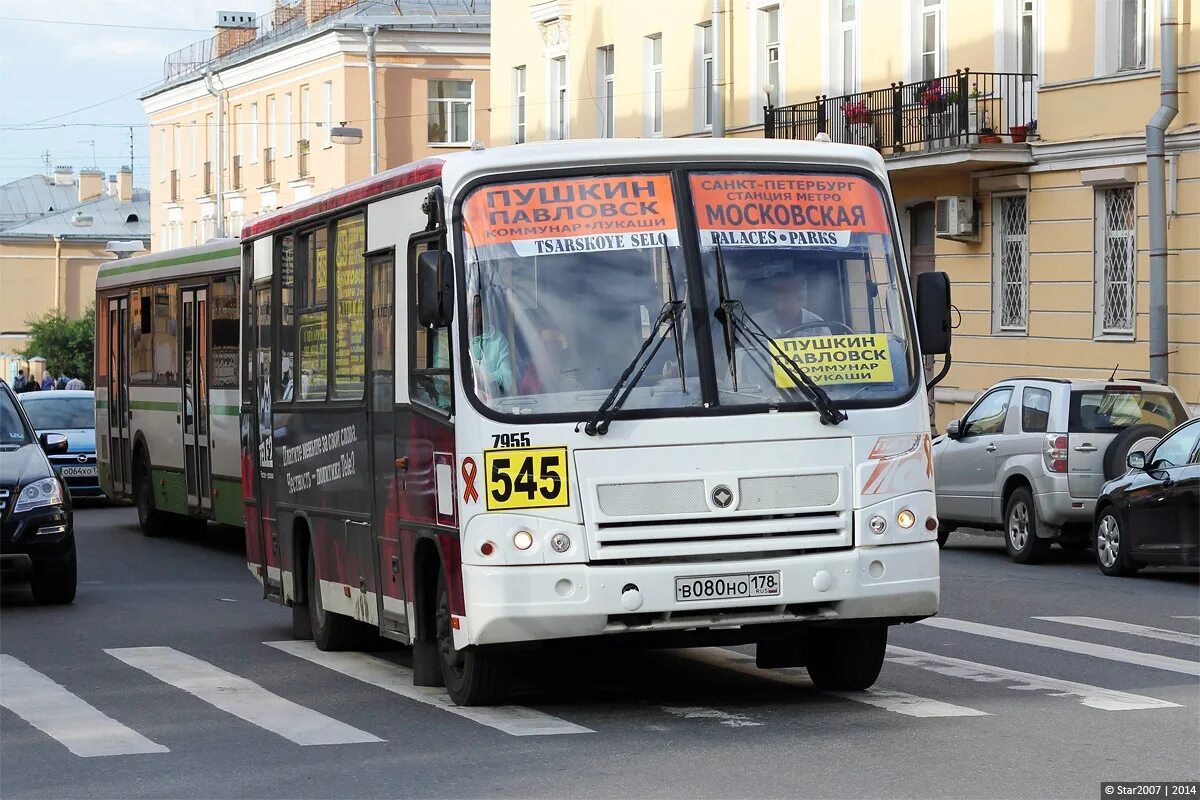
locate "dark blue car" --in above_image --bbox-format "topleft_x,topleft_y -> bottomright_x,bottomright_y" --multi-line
17,390 -> 103,499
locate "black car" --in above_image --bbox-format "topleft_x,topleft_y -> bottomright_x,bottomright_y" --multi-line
1094,417 -> 1200,577
0,378 -> 76,604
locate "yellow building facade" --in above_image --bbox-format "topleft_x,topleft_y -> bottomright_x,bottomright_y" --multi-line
142,0 -> 491,250
489,0 -> 1199,422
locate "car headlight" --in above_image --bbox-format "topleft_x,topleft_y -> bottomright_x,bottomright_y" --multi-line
13,478 -> 63,514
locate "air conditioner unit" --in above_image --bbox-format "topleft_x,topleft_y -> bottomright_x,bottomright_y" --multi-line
935,195 -> 978,241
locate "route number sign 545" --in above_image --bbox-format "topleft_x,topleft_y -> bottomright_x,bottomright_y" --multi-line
483,446 -> 570,511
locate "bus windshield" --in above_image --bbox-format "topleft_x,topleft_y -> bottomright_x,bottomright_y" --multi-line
458,168 -> 915,419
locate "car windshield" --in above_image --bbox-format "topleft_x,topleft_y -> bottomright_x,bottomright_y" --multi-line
457,169 -> 914,419
460,173 -> 701,416
691,172 -> 916,406
1069,390 -> 1187,433
21,396 -> 95,430
1,389 -> 32,446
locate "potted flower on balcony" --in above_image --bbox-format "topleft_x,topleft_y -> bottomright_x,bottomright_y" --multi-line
978,126 -> 1001,144
841,98 -> 875,147
919,79 -> 948,114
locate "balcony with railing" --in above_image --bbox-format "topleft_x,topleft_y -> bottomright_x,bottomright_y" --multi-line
263,147 -> 275,185
765,69 -> 1037,171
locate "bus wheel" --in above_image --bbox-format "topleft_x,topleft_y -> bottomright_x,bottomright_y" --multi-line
436,571 -> 506,706
134,456 -> 166,537
307,549 -> 360,651
804,625 -> 888,691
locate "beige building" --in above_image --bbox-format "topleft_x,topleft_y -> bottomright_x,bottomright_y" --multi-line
489,0 -> 1199,422
0,166 -> 150,379
141,0 -> 491,249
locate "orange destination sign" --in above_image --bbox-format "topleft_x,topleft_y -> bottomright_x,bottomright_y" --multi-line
689,173 -> 889,249
463,175 -> 679,257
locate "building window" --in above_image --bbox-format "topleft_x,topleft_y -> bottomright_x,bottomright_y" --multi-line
284,92 -> 293,156
513,66 -> 527,143
1119,0 -> 1146,70
158,129 -> 166,181
994,194 -> 1028,333
173,125 -> 181,176
551,56 -> 568,140
234,105 -> 243,162
427,80 -> 473,145
190,124 -> 198,176
267,95 -> 276,155
1019,0 -> 1036,76
597,46 -> 615,138
840,0 -> 858,94
249,103 -> 259,163
300,85 -> 310,141
646,35 -> 663,136
764,7 -> 780,102
699,23 -> 714,128
1097,186 -> 1136,336
921,0 -> 943,81
323,81 -> 333,147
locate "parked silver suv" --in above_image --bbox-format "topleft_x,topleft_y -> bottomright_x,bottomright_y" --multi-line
932,378 -> 1190,563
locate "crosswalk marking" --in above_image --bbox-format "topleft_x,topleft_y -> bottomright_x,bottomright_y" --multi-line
659,706 -> 763,727
105,647 -> 382,746
886,646 -> 1181,711
1034,616 -> 1200,648
0,655 -> 169,757
683,648 -> 990,718
919,617 -> 1200,677
265,641 -> 593,736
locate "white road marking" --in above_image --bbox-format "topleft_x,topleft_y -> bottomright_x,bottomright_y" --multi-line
105,646 -> 381,746
887,646 -> 1180,711
265,641 -> 592,736
1172,616 -> 1200,621
682,648 -> 989,718
919,617 -> 1200,677
659,706 -> 763,727
1034,616 -> 1200,648
0,655 -> 169,757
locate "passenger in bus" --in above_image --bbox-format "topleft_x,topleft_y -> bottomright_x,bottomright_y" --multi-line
518,312 -> 584,395
455,294 -> 513,401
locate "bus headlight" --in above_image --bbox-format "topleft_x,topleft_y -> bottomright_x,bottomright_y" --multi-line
512,529 -> 534,551
897,509 -> 916,529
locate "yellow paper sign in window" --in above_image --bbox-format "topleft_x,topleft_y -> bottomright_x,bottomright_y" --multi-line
483,446 -> 570,511
770,333 -> 895,388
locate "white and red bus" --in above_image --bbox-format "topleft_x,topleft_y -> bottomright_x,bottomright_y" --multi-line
240,138 -> 952,706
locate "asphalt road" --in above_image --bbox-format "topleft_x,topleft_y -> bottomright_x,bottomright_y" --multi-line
2,506 -> 1197,800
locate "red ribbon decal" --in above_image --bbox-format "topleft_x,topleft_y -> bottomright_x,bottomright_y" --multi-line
461,457 -> 479,504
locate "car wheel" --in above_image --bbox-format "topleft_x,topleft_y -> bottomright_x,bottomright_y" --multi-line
805,626 -> 888,691
30,543 -> 77,605
1095,507 -> 1140,577
134,456 -> 166,537
437,571 -> 507,706
307,549 -> 364,651
1004,487 -> 1050,564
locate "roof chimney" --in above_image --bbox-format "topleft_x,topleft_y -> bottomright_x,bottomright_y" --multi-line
117,166 -> 133,202
79,168 -> 105,203
52,165 -> 75,186
305,0 -> 357,26
214,11 -> 256,58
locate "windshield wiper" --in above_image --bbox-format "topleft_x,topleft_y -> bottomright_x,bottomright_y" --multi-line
710,243 -> 847,426
583,299 -> 686,436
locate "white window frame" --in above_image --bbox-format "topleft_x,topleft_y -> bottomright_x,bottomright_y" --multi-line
250,102 -> 259,163
1096,0 -> 1153,76
920,0 -> 944,82
323,81 -> 333,148
513,66 -> 527,143
597,46 -> 615,138
283,92 -> 293,156
548,54 -> 569,141
992,193 -> 1029,334
748,2 -> 784,122
696,23 -> 714,130
190,124 -> 198,176
1094,185 -> 1137,339
267,95 -> 276,155
1118,0 -> 1147,71
205,113 -> 214,166
644,34 -> 663,137
427,79 -> 475,146
158,129 -> 166,182
299,85 -> 310,143
838,0 -> 859,96
234,105 -> 244,161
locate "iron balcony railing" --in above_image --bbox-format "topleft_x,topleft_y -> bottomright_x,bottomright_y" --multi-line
263,147 -> 275,184
232,155 -> 243,190
203,161 -> 213,196
764,69 -> 1037,156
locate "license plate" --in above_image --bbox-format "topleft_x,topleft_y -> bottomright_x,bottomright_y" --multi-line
675,571 -> 781,603
60,466 -> 97,478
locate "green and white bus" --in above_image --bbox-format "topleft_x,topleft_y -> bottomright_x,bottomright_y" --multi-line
95,240 -> 244,534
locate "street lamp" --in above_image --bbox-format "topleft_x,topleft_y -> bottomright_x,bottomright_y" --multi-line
762,82 -> 775,109
330,123 -> 364,146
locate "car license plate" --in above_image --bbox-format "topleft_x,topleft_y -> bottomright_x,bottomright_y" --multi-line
675,572 -> 781,602
60,466 -> 97,478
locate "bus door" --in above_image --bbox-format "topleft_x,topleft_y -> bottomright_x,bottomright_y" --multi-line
107,296 -> 132,497
366,251 -> 408,637
181,287 -> 213,512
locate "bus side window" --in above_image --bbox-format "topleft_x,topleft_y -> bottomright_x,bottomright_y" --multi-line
409,240 -> 452,413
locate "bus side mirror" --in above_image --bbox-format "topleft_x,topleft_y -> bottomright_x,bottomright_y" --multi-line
916,271 -> 951,356
417,250 -> 454,328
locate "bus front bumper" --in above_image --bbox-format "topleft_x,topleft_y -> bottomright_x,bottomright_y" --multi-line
458,542 -> 939,647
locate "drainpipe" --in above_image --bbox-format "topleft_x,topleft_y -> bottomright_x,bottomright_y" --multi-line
1146,0 -> 1178,385
711,0 -> 724,138
364,25 -> 379,175
203,68 -> 225,239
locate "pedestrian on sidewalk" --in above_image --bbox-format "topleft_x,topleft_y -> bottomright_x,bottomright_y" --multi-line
66,377 -> 85,390
12,370 -> 26,391
41,373 -> 54,391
